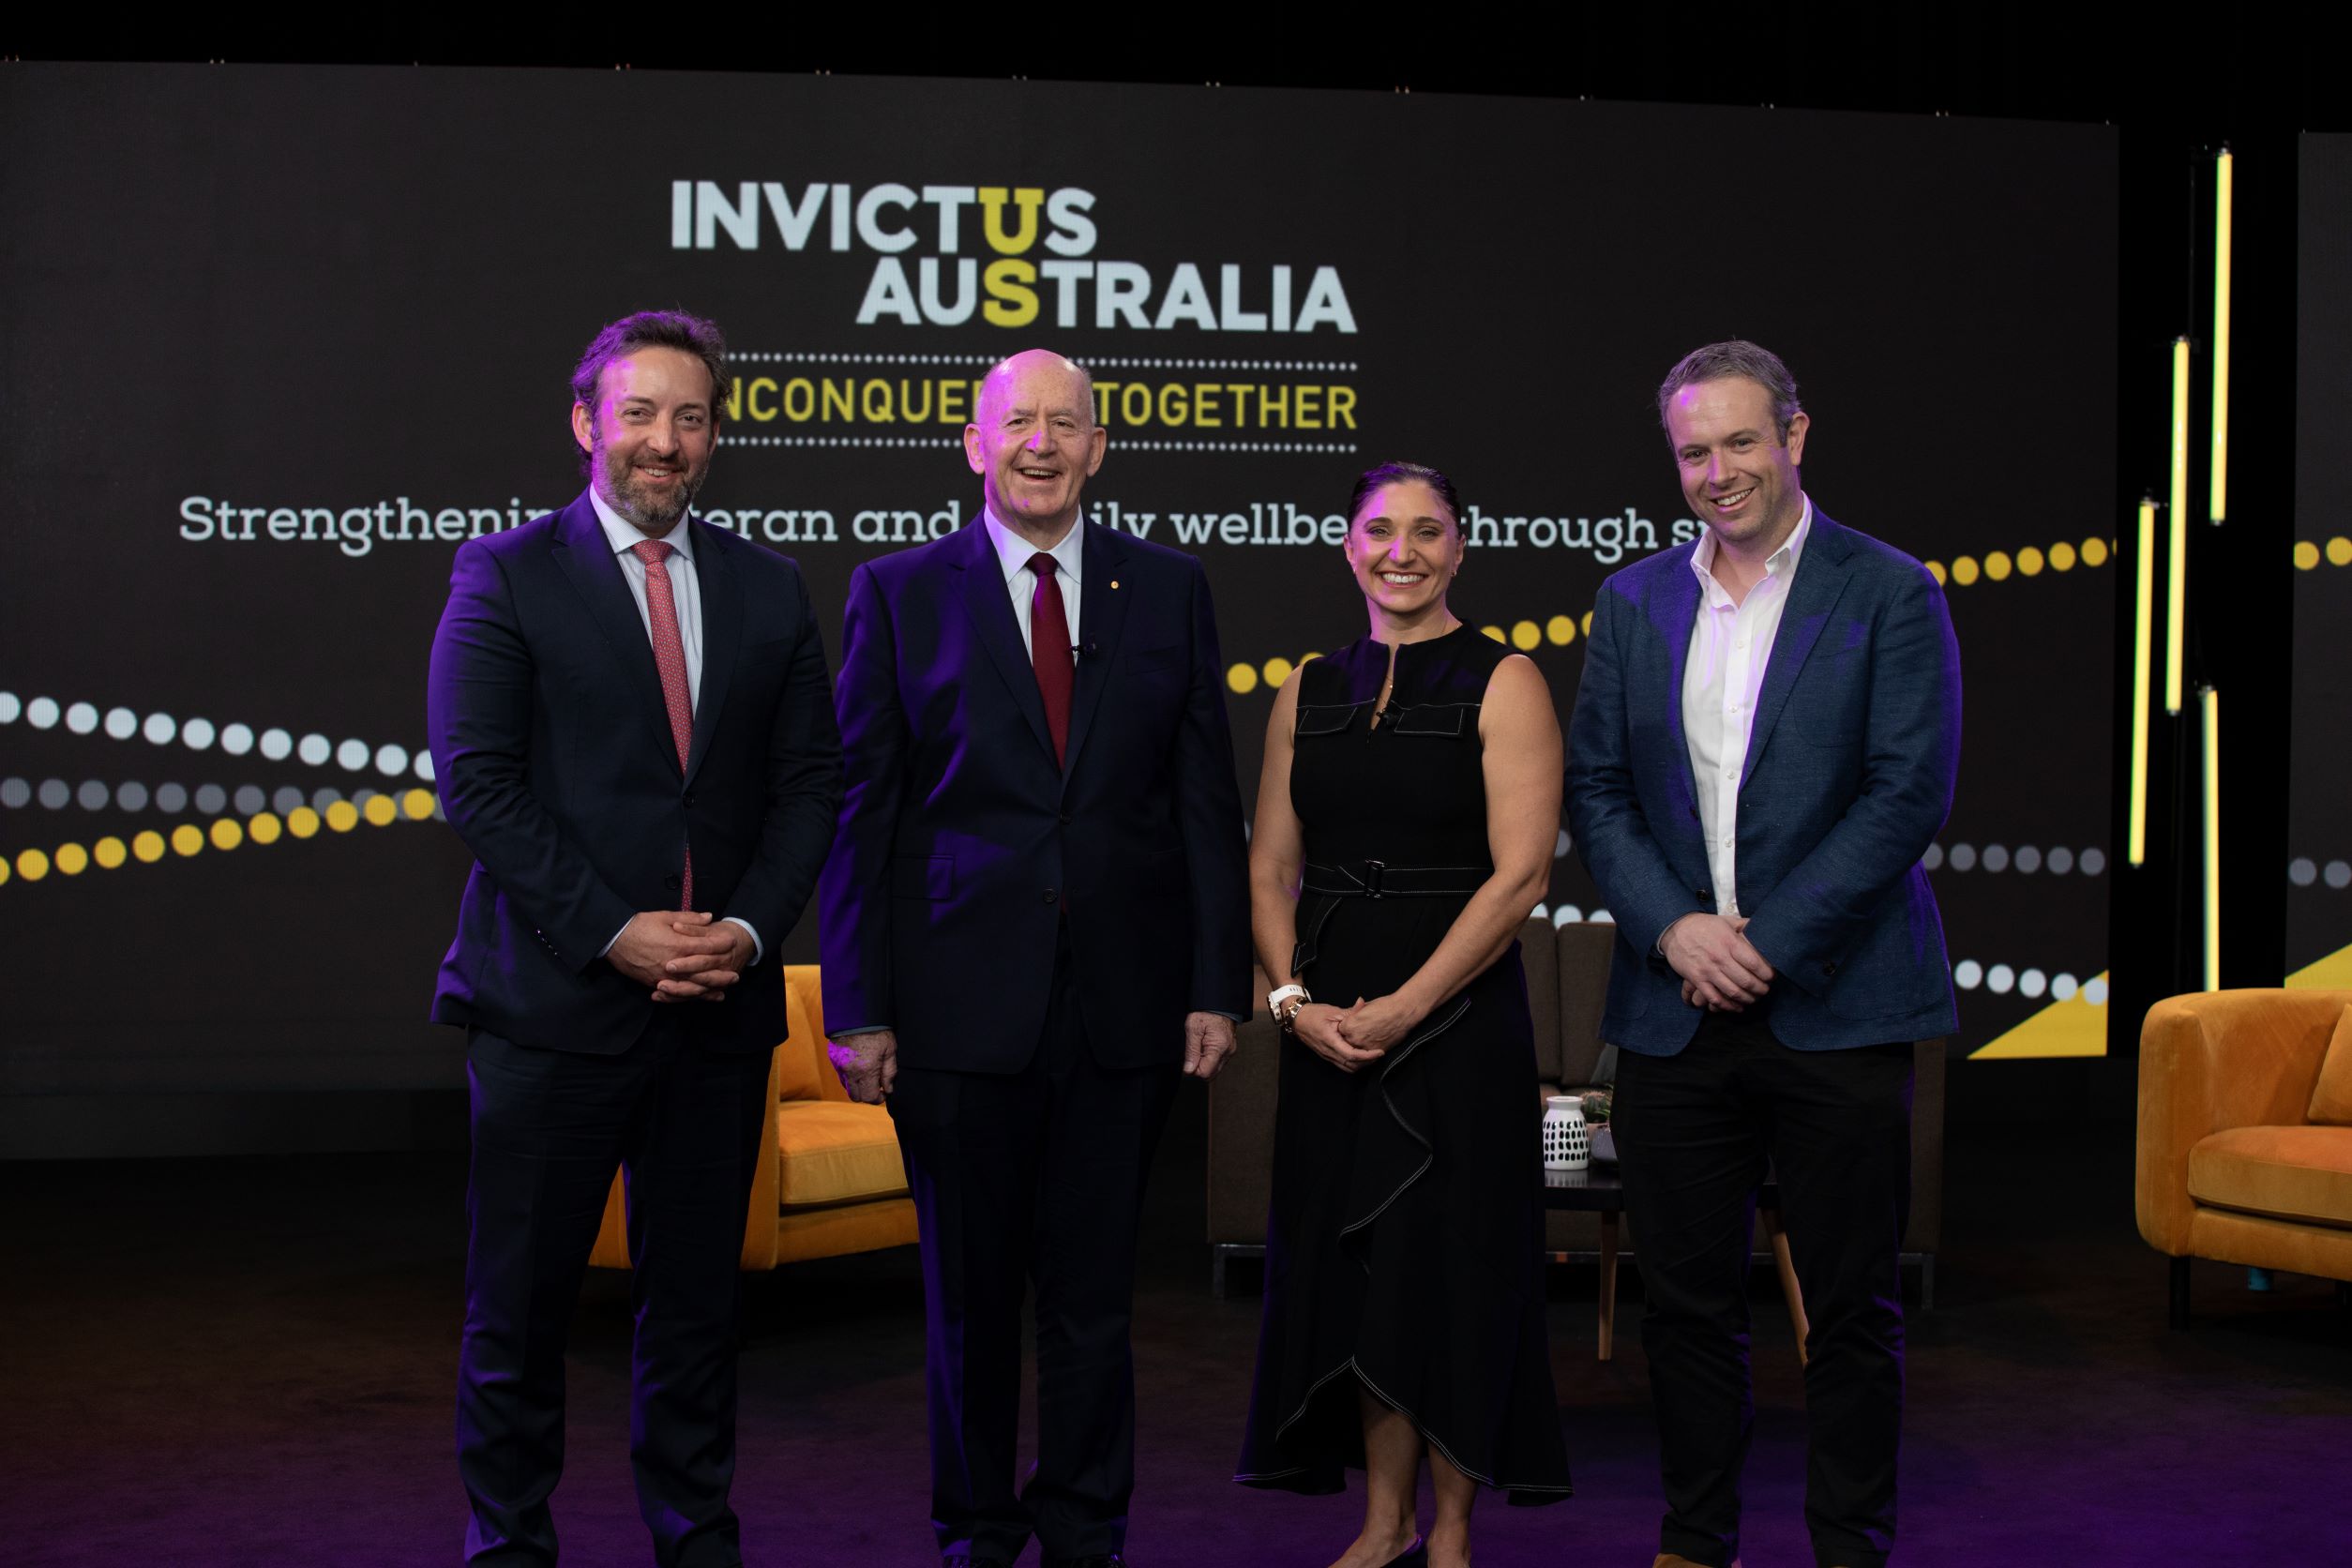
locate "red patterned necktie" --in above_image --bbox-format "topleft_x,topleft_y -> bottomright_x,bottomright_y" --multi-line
631,539 -> 695,909
1028,550 -> 1073,766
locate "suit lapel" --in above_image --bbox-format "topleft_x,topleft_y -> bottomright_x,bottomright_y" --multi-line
1059,524 -> 1131,781
1651,548 -> 1704,809
1741,512 -> 1856,782
951,520 -> 1057,761
683,519 -> 737,788
551,494 -> 681,771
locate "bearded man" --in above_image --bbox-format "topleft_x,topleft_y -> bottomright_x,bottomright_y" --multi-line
428,309 -> 840,1567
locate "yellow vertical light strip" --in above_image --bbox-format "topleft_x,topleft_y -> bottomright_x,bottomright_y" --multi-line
2166,336 -> 2191,714
2130,497 -> 2157,866
2209,150 -> 2233,524
2201,685 -> 2221,989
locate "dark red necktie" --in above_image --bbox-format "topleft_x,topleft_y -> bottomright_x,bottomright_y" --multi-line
1028,550 -> 1073,766
631,539 -> 695,909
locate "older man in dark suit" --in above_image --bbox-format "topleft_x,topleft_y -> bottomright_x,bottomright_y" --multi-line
429,310 -> 839,1567
1566,340 -> 1961,1568
820,349 -> 1251,1568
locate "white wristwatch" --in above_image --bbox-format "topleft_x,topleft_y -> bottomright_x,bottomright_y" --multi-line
1268,984 -> 1310,1029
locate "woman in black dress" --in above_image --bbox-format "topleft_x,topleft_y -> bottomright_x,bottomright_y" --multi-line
1236,462 -> 1571,1567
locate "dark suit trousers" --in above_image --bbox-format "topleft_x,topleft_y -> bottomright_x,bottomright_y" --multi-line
1616,1009 -> 1913,1568
888,926 -> 1181,1563
457,1016 -> 770,1568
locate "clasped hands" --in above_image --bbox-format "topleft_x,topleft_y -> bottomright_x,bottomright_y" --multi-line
825,1011 -> 1241,1107
1664,912 -> 1776,1012
607,911 -> 754,1003
1291,992 -> 1425,1074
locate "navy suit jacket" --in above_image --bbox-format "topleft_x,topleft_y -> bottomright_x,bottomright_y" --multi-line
817,519 -> 1252,1073
427,491 -> 842,1056
1564,509 -> 1961,1055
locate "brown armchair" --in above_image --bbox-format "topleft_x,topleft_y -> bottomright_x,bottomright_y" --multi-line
1206,916 -> 1947,1307
2135,988 -> 2352,1325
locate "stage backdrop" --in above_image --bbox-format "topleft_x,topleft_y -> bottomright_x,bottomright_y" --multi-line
2289,133 -> 2352,988
0,65 -> 2116,1094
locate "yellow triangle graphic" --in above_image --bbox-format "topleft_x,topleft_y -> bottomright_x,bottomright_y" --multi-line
1968,972 -> 2110,1059
2288,941 -> 2352,989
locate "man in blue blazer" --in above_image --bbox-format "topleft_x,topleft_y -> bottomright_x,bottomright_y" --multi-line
428,310 -> 840,1567
820,349 -> 1251,1568
1565,340 -> 1960,1568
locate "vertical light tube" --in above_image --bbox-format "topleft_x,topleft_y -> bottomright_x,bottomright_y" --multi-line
2201,684 -> 2221,989
2166,336 -> 2191,714
2210,150 -> 2233,524
2130,497 -> 2157,867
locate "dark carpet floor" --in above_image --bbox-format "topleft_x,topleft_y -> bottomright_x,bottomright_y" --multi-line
7,1095 -> 2349,1566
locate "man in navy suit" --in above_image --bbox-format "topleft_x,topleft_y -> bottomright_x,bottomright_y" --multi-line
428,310 -> 840,1567
820,349 -> 1251,1568
1565,340 -> 1960,1568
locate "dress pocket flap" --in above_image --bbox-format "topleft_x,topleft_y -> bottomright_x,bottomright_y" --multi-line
1391,703 -> 1470,737
1293,701 -> 1364,738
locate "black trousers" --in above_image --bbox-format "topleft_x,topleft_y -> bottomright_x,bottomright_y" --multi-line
888,929 -> 1182,1564
1616,1009 -> 1913,1568
456,1018 -> 771,1568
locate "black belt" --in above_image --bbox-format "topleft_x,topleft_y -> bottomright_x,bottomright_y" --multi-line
1302,859 -> 1492,899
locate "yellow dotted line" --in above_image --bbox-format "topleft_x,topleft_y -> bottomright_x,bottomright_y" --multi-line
1,788 -> 437,887
1923,535 -> 2111,588
1227,535 -> 2111,696
2295,537 -> 2352,570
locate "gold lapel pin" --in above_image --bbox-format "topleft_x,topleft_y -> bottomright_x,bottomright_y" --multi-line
1110,580 -> 1121,590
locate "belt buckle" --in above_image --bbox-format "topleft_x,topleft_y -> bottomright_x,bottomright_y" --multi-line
1363,858 -> 1385,898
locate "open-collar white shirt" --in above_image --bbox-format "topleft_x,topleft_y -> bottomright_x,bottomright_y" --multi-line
1682,494 -> 1814,919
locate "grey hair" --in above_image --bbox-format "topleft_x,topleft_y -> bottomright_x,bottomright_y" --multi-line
1656,339 -> 1803,443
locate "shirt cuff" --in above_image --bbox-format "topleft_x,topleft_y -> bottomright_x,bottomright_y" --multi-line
721,916 -> 762,965
600,920 -> 630,959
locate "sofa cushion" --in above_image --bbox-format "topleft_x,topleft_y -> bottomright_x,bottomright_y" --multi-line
2307,1005 -> 2352,1125
776,1101 -> 910,1208
2188,1124 -> 2352,1229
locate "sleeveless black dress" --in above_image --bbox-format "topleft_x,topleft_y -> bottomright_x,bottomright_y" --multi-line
1235,624 -> 1571,1503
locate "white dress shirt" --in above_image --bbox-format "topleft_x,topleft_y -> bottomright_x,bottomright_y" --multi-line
1682,495 -> 1814,919
588,490 -> 760,961
982,507 -> 1084,656
592,488 -> 703,707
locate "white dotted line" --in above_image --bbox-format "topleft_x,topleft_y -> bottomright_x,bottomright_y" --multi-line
1114,440 -> 1358,453
736,352 -> 996,365
737,353 -> 1360,371
2289,858 -> 2352,890
718,435 -> 960,448
0,692 -> 434,783
1952,961 -> 2106,1004
1924,842 -> 2105,876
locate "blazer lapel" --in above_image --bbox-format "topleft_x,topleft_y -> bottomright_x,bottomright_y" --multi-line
1059,524 -> 1130,781
1651,549 -> 1704,810
551,494 -> 681,771
1741,513 -> 1857,782
951,520 -> 1057,761
683,519 -> 737,788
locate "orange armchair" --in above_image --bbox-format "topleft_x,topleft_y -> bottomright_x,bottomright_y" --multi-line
589,964 -> 918,1272
2136,988 -> 2352,1325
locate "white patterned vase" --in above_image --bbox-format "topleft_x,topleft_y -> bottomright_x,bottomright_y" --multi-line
1542,1095 -> 1590,1172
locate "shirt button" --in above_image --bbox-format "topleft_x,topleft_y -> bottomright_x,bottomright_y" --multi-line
1042,888 -> 1059,904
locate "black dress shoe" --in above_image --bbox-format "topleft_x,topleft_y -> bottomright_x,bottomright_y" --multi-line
1381,1539 -> 1427,1568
